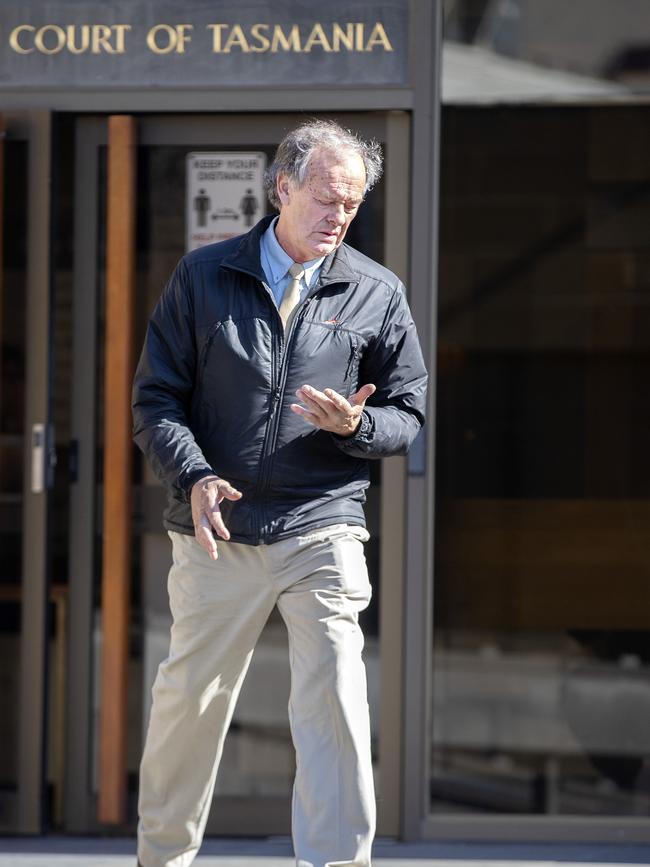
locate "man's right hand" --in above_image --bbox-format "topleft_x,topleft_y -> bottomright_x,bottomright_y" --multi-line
190,475 -> 243,560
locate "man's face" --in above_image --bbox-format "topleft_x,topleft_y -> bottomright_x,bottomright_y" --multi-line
275,149 -> 366,263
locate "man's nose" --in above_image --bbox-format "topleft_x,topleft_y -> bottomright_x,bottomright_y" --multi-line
327,203 -> 346,225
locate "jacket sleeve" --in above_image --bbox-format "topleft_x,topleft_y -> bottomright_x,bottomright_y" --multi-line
132,258 -> 214,501
332,282 -> 428,459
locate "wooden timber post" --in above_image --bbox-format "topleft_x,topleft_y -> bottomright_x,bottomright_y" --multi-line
98,115 -> 137,824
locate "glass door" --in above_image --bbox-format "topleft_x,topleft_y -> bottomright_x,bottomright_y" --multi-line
0,111 -> 56,833
68,111 -> 409,835
0,114 -> 29,833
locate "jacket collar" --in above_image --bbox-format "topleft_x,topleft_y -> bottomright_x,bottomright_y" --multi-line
222,215 -> 359,288
317,240 -> 359,288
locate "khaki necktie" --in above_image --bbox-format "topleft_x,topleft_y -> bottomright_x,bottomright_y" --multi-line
278,262 -> 305,329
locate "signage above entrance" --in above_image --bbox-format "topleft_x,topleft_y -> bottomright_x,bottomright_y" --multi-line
186,152 -> 267,252
0,0 -> 409,89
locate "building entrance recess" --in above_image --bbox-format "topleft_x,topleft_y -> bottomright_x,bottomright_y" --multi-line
65,111 -> 410,836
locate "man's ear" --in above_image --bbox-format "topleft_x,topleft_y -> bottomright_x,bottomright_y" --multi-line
277,173 -> 291,206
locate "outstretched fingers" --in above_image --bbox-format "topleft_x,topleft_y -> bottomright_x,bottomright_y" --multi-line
218,483 -> 243,502
191,476 -> 243,559
205,483 -> 242,541
206,507 -> 230,542
324,388 -> 352,411
196,513 -> 219,559
291,382 -> 374,436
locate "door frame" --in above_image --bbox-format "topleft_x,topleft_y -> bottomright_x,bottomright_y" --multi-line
0,110 -> 54,833
66,111 -> 411,836
64,115 -> 102,832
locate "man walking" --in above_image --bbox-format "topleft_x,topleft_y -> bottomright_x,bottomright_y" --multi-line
133,120 -> 427,867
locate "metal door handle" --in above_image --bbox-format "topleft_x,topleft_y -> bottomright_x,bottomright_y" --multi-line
31,422 -> 56,492
31,423 -> 45,493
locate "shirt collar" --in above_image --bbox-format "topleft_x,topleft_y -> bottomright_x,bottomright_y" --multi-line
262,216 -> 325,286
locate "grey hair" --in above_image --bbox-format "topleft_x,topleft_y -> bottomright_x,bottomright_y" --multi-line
264,119 -> 383,211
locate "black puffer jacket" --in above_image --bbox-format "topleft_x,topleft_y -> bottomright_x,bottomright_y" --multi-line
132,216 -> 428,544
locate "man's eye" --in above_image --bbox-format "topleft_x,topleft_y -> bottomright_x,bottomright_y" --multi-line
314,197 -> 359,213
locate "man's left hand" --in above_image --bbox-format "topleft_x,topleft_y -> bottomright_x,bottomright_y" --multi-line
290,383 -> 376,437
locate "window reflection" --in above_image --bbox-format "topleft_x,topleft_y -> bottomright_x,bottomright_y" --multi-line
432,103 -> 650,815
442,0 -> 650,103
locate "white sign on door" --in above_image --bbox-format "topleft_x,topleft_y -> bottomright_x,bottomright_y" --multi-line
186,151 -> 267,252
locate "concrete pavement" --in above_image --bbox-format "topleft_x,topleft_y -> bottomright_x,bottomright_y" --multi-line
0,837 -> 649,867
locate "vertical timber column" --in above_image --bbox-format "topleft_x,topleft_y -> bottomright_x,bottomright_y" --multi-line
99,115 -> 137,824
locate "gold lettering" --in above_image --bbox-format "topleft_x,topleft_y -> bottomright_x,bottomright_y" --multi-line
355,23 -> 365,51
331,23 -> 354,52
249,23 -> 270,52
112,24 -> 131,54
91,24 -> 116,54
66,24 -> 90,54
366,22 -> 393,51
207,23 -> 228,53
10,22 -> 132,55
147,23 -> 177,54
303,23 -> 332,52
223,23 -> 250,53
175,24 -> 193,53
9,24 -> 35,54
35,24 -> 66,55
271,24 -> 301,52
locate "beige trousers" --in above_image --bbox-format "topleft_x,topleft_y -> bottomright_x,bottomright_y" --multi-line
137,525 -> 376,867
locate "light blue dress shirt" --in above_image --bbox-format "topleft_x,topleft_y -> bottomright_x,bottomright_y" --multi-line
259,217 -> 325,308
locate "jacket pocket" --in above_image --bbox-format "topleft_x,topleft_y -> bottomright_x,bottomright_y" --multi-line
343,337 -> 360,395
196,321 -> 224,393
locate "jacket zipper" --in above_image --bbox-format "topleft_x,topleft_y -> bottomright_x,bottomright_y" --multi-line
221,262 -> 347,542
256,275 -> 351,505
256,297 -> 311,518
257,280 -> 281,542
